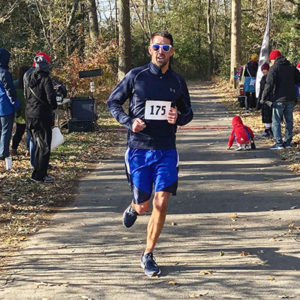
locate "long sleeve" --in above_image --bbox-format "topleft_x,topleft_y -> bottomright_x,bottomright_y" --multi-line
107,72 -> 134,130
175,76 -> 193,126
1,70 -> 17,104
44,76 -> 57,110
245,126 -> 254,139
228,130 -> 235,147
261,67 -> 276,103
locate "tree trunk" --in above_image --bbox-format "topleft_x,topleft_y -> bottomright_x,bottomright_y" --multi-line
87,0 -> 99,43
230,0 -> 241,85
118,0 -> 131,80
206,0 -> 213,80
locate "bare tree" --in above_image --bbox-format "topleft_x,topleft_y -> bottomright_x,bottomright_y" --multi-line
207,0 -> 213,79
118,0 -> 131,80
87,0 -> 99,43
230,0 -> 241,85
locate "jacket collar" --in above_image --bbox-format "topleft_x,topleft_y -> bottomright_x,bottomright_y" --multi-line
149,62 -> 171,76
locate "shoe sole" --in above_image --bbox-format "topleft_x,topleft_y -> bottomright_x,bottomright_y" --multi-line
140,261 -> 161,277
122,209 -> 137,228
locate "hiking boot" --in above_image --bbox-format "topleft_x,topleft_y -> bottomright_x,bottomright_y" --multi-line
43,176 -> 54,183
141,252 -> 161,277
123,205 -> 138,228
270,144 -> 284,150
11,149 -> 17,156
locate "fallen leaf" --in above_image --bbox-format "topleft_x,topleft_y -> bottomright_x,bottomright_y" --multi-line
264,177 -> 274,181
199,270 -> 214,275
268,276 -> 275,281
220,251 -> 225,256
240,251 -> 251,256
168,280 -> 177,285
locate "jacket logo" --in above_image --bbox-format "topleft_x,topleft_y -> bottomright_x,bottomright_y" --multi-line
170,88 -> 176,93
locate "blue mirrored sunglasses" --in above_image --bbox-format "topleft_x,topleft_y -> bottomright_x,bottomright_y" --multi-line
151,44 -> 173,52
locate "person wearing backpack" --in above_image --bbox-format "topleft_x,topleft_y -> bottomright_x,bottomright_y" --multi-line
24,52 -> 57,182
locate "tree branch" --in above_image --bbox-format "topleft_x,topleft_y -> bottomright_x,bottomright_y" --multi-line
0,1 -> 23,24
55,0 -> 80,43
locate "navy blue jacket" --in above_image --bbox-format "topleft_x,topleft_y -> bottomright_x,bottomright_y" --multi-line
0,48 -> 18,116
107,62 -> 193,150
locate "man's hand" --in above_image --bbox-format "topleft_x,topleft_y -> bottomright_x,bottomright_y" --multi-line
226,146 -> 231,150
132,118 -> 146,133
167,107 -> 178,124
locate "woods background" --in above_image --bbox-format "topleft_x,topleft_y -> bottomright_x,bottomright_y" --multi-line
0,0 -> 299,99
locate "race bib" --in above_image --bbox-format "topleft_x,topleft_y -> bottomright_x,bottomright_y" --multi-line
144,100 -> 171,120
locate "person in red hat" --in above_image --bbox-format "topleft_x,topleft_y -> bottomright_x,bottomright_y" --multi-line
24,53 -> 57,182
257,63 -> 273,138
261,50 -> 300,150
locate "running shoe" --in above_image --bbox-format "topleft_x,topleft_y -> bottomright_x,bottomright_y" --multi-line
236,146 -> 242,151
141,252 -> 161,277
245,144 -> 250,150
270,144 -> 284,150
283,142 -> 291,149
123,205 -> 138,228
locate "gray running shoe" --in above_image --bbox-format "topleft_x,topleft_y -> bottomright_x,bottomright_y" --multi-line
141,252 -> 161,277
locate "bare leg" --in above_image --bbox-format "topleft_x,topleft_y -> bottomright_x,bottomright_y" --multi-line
132,200 -> 150,215
145,191 -> 170,253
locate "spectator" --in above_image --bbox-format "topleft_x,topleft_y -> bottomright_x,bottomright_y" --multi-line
244,53 -> 258,111
257,63 -> 273,138
261,50 -> 300,150
227,116 -> 254,151
0,48 -> 20,160
11,66 -> 32,157
24,53 -> 57,182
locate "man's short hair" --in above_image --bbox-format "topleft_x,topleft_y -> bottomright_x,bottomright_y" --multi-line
151,31 -> 173,46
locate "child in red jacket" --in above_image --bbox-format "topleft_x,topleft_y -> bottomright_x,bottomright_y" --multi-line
227,116 -> 254,151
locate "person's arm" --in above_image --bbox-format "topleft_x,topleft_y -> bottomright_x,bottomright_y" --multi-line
227,131 -> 235,149
261,66 -> 276,104
245,126 -> 254,139
44,76 -> 57,110
107,71 -> 135,130
295,67 -> 300,85
1,70 -> 17,104
175,76 -> 193,126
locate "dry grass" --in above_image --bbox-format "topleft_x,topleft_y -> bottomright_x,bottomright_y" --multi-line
0,101 -> 121,271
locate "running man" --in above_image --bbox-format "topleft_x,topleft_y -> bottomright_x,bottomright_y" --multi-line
107,30 -> 193,276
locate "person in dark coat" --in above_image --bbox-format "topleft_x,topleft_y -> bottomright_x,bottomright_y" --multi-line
11,66 -> 31,156
257,63 -> 273,138
261,50 -> 300,150
244,53 -> 258,111
0,48 -> 19,160
24,53 -> 57,182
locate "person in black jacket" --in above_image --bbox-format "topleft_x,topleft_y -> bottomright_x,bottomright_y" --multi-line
261,50 -> 300,150
257,63 -> 273,138
24,53 -> 57,182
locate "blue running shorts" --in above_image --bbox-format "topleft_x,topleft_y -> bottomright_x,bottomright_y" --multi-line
125,148 -> 179,204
